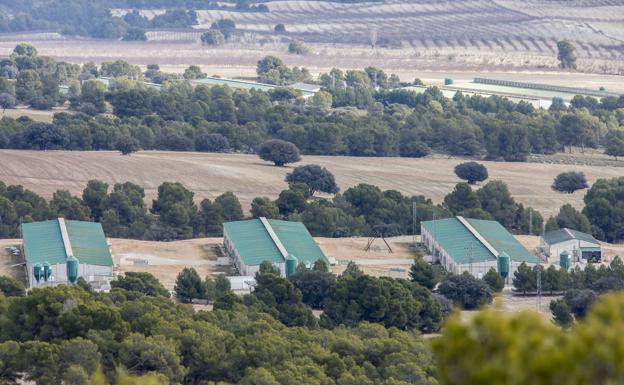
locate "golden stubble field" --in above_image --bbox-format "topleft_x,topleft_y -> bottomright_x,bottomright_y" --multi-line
1,150 -> 622,219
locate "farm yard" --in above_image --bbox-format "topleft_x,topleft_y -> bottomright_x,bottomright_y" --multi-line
0,150 -> 622,219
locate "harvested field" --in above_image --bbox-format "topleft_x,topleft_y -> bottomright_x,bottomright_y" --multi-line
0,150 -> 623,218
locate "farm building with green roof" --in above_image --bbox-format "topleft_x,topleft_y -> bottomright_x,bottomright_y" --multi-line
421,216 -> 537,279
22,218 -> 114,289
223,217 -> 328,277
541,228 -> 601,263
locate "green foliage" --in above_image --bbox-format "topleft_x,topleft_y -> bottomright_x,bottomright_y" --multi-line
253,269 -> 317,327
0,276 -> 25,297
583,177 -> 624,242
251,197 -> 279,219
544,203 -> 591,233
557,40 -> 577,69
286,164 -> 339,195
454,162 -> 488,184
174,267 -> 205,303
257,139 -> 301,166
182,65 -> 206,80
482,267 -> 504,292
549,299 -> 573,328
605,130 -> 624,160
256,55 -> 310,85
214,191 -> 244,222
289,268 -> 336,309
443,182 -> 480,214
288,39 -> 309,55
409,258 -> 438,290
552,171 -> 588,193
111,272 -> 170,297
122,27 -> 147,41
322,267 -> 444,332
200,30 -> 225,46
437,272 -> 493,309
512,262 -> 536,294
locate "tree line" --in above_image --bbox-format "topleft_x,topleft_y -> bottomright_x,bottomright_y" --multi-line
0,262 -> 441,385
1,45 -> 623,161
1,171 -> 622,242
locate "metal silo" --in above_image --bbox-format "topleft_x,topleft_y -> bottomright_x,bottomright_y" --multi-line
66,256 -> 79,284
497,252 -> 510,279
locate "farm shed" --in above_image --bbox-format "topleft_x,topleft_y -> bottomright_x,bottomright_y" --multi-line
190,77 -> 317,98
541,228 -> 601,263
223,217 -> 328,277
421,216 -> 537,279
22,218 -> 114,289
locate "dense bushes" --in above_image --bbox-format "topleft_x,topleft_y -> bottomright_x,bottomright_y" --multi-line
582,177 -> 624,242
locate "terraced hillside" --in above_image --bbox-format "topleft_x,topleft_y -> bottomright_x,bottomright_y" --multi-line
132,0 -> 624,61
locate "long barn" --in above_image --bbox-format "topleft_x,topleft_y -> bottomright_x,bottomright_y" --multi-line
421,216 -> 537,279
22,218 -> 114,290
223,217 -> 328,277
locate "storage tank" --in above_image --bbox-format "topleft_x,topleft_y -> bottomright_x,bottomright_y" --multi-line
560,251 -> 571,271
43,262 -> 51,282
497,252 -> 510,279
66,257 -> 79,284
33,263 -> 42,283
285,254 -> 298,277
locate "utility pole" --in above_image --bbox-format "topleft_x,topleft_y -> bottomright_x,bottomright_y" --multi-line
529,207 -> 533,236
412,202 -> 417,242
465,242 -> 474,275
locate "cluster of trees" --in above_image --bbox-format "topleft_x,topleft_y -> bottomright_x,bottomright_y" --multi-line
0,1 -> 198,39
0,179 -> 243,240
442,180 -> 543,234
512,257 -> 624,327
0,269 -> 439,385
3,45 -> 624,162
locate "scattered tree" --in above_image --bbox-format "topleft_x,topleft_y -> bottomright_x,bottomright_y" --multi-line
550,299 -> 573,328
174,267 -> 205,302
557,40 -> 577,69
409,258 -> 438,290
454,162 -> 488,184
483,267 -> 504,292
552,171 -> 588,193
257,139 -> 301,166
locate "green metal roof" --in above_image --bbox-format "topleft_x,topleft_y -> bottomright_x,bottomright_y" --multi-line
268,219 -> 328,266
421,218 -> 494,264
223,218 -> 327,267
421,217 -> 537,264
465,218 -> 537,263
190,77 -> 316,98
223,219 -> 283,266
22,219 -> 113,267
543,228 -> 600,246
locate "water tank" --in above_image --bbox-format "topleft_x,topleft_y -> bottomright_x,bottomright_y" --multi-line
560,251 -> 571,270
43,262 -> 51,282
33,263 -> 42,283
66,257 -> 79,284
285,254 -> 298,277
497,252 -> 510,279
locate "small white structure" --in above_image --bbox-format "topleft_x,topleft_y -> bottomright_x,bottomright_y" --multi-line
227,276 -> 256,291
541,228 -> 601,262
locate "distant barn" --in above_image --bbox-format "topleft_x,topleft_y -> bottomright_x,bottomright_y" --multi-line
541,228 -> 601,263
22,218 -> 114,289
223,217 -> 328,277
421,216 -> 537,279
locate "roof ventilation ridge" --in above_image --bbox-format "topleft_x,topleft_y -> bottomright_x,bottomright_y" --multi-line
259,217 -> 289,260
57,218 -> 74,260
456,216 -> 500,257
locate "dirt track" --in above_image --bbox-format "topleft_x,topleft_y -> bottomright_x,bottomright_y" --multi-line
0,150 -> 622,218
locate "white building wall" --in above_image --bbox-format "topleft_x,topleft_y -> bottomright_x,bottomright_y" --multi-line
546,239 -> 599,260
422,226 -> 535,281
26,262 -> 113,289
